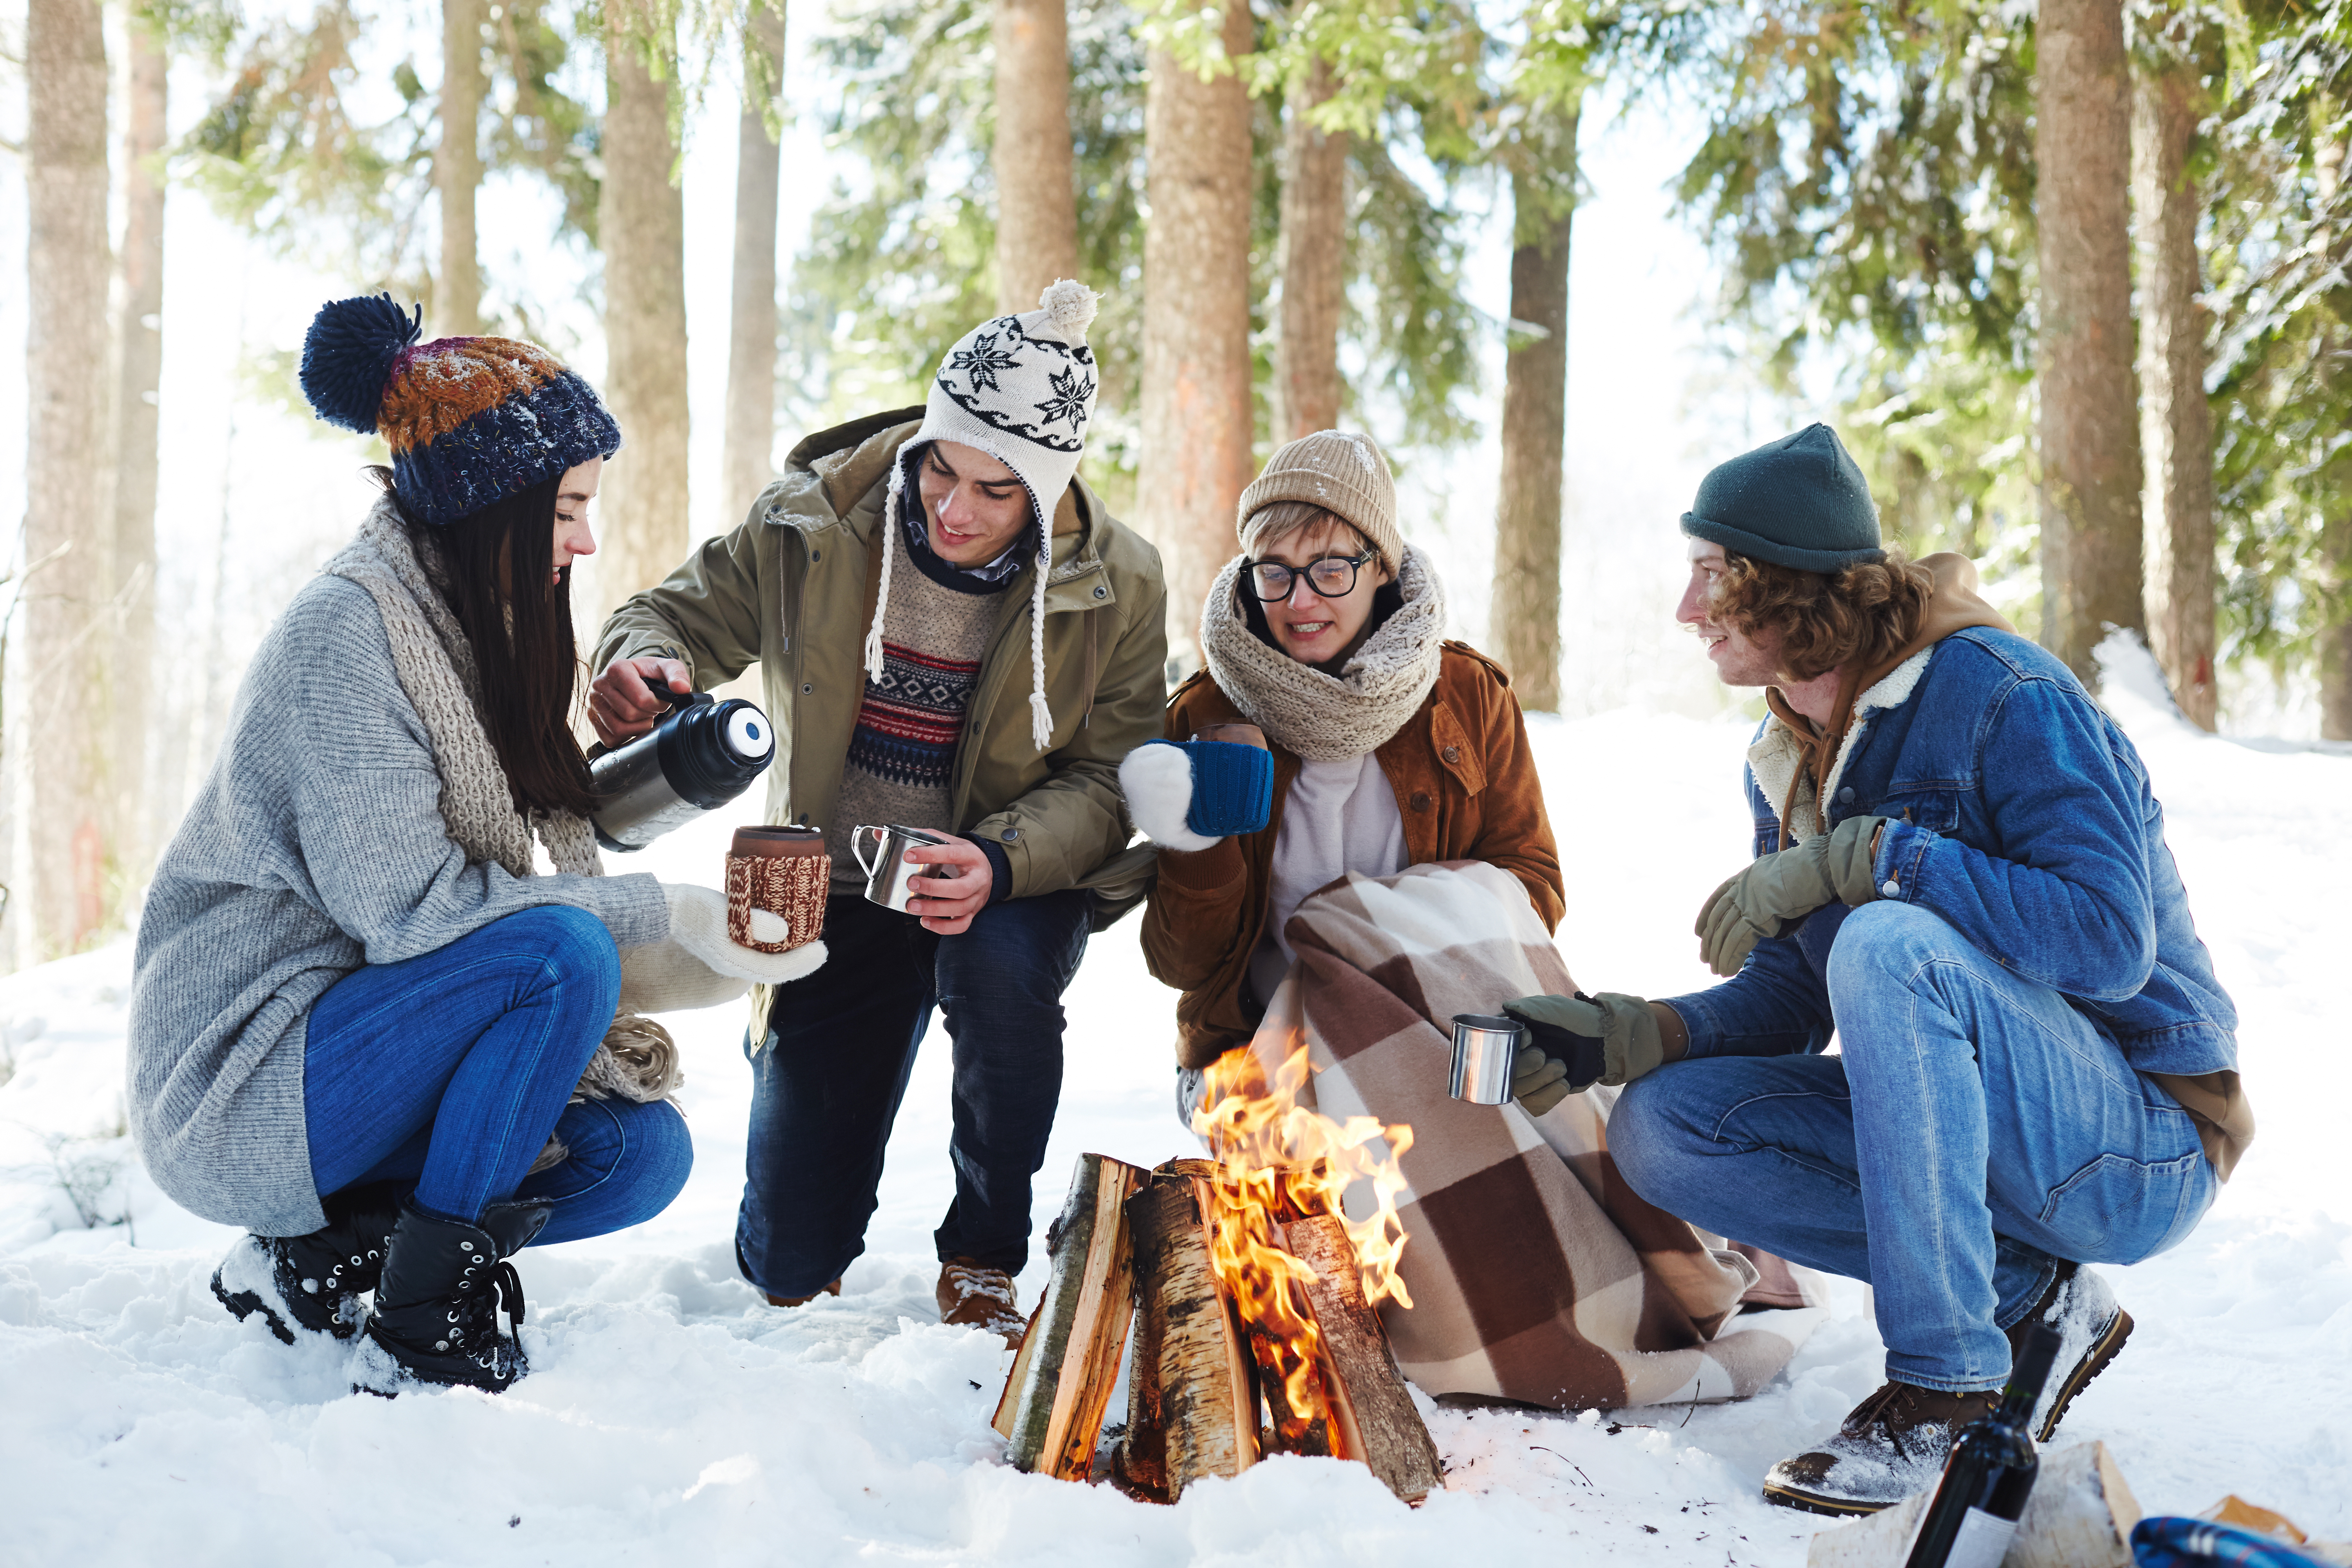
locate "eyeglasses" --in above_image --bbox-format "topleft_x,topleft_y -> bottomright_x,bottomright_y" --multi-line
1246,549 -> 1378,602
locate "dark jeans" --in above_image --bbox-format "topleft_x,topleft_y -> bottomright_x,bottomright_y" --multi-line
736,888 -> 1092,1296
304,906 -> 693,1245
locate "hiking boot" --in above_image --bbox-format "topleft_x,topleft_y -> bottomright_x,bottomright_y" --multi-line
1762,1381 -> 2000,1515
353,1196 -> 550,1395
210,1181 -> 402,1343
764,1278 -> 842,1308
2006,1261 -> 2132,1441
936,1257 -> 1025,1348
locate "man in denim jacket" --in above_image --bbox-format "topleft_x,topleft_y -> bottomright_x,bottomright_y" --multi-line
1502,425 -> 2252,1515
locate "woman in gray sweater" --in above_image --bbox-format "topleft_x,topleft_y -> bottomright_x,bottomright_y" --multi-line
129,297 -> 822,1394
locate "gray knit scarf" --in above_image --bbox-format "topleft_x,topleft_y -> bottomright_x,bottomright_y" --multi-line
1199,544 -> 1448,762
323,501 -> 682,1165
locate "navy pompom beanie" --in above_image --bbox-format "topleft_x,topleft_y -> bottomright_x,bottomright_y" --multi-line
1679,423 -> 1884,573
298,293 -> 621,526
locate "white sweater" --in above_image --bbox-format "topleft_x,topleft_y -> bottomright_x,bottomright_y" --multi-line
1245,752 -> 1409,1010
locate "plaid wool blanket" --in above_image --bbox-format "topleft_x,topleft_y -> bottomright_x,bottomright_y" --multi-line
1241,860 -> 1827,1409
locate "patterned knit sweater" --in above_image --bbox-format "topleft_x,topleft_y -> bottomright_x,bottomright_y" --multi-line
829,530 -> 1010,886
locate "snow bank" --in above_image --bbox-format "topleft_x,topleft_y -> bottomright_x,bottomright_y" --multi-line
3,680 -> 2348,1564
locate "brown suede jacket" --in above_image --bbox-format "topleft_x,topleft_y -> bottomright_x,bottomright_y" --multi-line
1141,641 -> 1566,1068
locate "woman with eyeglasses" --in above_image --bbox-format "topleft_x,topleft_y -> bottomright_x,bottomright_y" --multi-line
1120,430 -> 1565,1116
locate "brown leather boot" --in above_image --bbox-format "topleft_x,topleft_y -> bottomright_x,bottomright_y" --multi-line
763,1278 -> 842,1308
1762,1381 -> 2001,1515
936,1257 -> 1026,1348
2005,1261 -> 2132,1441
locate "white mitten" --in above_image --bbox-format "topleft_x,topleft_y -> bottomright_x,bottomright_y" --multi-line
1119,742 -> 1218,851
617,938 -> 752,1015
661,883 -> 829,986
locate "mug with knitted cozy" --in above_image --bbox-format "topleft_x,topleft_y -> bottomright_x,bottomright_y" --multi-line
726,827 -> 830,953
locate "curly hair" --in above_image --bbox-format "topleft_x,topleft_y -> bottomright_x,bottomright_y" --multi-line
1708,550 -> 1934,682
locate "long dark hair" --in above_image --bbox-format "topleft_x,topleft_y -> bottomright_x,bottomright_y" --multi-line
367,467 -> 598,817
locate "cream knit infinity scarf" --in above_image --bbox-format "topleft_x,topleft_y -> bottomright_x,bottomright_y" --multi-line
1199,543 -> 1447,761
324,502 -> 682,1148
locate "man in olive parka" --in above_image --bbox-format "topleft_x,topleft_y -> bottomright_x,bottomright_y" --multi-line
590,284 -> 1165,1340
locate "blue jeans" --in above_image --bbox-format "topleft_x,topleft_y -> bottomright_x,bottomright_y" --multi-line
1613,902 -> 2215,1392
304,906 -> 692,1245
737,889 -> 1091,1298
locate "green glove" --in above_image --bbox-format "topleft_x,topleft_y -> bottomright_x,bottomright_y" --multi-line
1695,814 -> 1889,978
1510,1046 -> 1574,1117
1501,991 -> 1666,1091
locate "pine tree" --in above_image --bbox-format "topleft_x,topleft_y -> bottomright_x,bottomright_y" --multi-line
24,0 -> 114,955
2037,0 -> 2145,683
1489,101 -> 1578,713
994,0 -> 1082,313
597,11 -> 694,621
114,2 -> 171,881
1273,53 -> 1345,443
2133,7 -> 2220,728
724,0 -> 789,524
1139,2 -> 1259,670
439,0 -> 486,334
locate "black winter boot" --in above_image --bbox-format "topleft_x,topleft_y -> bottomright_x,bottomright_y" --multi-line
211,1182 -> 403,1343
354,1196 -> 551,1394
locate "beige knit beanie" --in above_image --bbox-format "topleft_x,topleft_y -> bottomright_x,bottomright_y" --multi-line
1236,430 -> 1401,564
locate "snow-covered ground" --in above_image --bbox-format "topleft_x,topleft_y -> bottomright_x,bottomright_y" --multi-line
2,642 -> 2348,1565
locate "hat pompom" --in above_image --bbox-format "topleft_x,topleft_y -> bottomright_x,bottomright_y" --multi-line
301,293 -> 423,433
1036,278 -> 1099,343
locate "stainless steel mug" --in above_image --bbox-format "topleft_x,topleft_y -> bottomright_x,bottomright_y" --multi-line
851,824 -> 953,913
1449,1013 -> 1528,1105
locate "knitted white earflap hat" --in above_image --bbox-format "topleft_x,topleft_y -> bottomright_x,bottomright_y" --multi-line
868,279 -> 1103,750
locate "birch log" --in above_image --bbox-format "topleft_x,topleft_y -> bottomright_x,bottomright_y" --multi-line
998,1153 -> 1145,1478
1123,1172 -> 1257,1500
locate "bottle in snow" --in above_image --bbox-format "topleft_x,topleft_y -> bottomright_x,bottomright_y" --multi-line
1903,1324 -> 2064,1568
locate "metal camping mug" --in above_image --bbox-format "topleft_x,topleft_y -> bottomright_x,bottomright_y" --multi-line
1448,1013 -> 1528,1105
851,824 -> 954,913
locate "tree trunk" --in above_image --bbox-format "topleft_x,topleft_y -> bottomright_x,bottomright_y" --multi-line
2323,514 -> 2352,742
2133,41 -> 2216,729
993,0 -> 1079,315
597,38 -> 693,625
2316,134 -> 2352,741
1272,56 -> 1346,443
1138,9 -> 1258,673
2036,0 -> 2145,684
439,0 -> 484,334
24,0 -> 113,956
723,1 -> 787,526
1489,111 -> 1577,715
113,10 -> 167,882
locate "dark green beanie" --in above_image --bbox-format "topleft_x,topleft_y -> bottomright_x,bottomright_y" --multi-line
1679,423 -> 1884,572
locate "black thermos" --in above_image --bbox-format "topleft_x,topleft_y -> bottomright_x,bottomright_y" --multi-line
589,686 -> 776,851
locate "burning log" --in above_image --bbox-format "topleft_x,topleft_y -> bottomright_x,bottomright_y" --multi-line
998,1047 -> 1440,1506
993,1153 -> 1147,1479
1283,1213 -> 1444,1503
1122,1167 -> 1258,1501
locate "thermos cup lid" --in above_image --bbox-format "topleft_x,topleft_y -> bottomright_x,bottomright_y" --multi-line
731,825 -> 827,858
724,708 -> 768,760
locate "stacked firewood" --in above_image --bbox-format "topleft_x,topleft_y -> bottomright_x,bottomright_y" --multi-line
992,1154 -> 1444,1505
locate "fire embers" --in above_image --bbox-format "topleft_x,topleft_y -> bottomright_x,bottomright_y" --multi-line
991,1043 -> 1440,1505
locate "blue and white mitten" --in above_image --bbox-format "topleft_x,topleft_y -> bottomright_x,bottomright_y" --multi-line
1119,739 -> 1274,851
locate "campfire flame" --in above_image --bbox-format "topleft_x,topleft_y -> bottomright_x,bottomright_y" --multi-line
1189,1039 -> 1415,1429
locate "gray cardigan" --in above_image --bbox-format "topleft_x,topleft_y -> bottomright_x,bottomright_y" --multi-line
129,573 -> 668,1237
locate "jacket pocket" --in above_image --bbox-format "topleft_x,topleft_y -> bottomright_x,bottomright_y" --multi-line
2036,1147 -> 2212,1264
1430,703 -> 1486,795
1871,788 -> 1961,835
